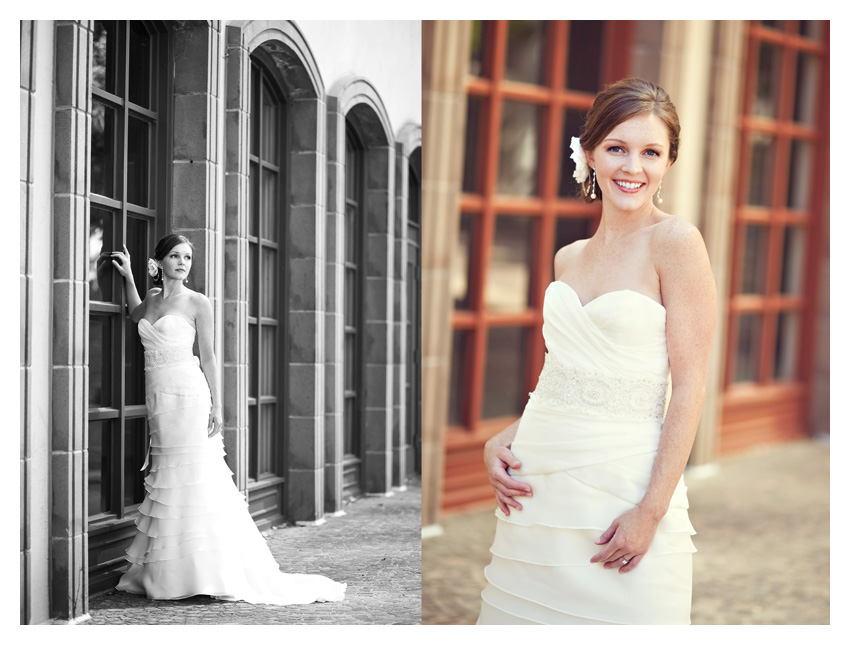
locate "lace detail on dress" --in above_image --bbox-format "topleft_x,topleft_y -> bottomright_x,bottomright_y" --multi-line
530,353 -> 667,422
144,346 -> 195,371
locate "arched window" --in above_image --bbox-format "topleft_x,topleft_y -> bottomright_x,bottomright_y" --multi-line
343,122 -> 365,497
246,56 -> 288,527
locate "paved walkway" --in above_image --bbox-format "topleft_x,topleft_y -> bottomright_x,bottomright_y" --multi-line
422,439 -> 830,625
81,478 -> 421,625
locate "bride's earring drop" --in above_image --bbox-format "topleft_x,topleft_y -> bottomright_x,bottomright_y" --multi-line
655,179 -> 663,204
590,168 -> 597,200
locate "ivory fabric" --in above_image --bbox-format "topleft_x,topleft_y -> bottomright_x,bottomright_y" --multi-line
116,314 -> 346,605
477,281 -> 695,625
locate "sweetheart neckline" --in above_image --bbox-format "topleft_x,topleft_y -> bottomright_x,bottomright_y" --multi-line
549,280 -> 666,313
140,314 -> 196,330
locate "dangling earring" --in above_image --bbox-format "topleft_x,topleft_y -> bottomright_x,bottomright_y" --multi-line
590,168 -> 597,200
655,179 -> 663,205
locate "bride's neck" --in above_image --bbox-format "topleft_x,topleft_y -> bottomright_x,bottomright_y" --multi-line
595,202 -> 655,244
160,279 -> 187,300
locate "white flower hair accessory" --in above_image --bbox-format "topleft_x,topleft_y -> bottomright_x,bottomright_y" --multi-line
147,258 -> 159,278
570,137 -> 590,184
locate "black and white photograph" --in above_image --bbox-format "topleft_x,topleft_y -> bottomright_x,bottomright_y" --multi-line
19,19 -> 421,626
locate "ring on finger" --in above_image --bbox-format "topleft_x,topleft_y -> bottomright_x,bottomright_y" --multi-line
621,557 -> 630,565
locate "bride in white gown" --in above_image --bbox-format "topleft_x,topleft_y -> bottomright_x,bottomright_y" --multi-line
110,234 -> 346,605
478,78 -> 716,625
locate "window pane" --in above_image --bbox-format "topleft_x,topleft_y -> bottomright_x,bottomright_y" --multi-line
249,162 -> 259,238
261,325 -> 277,396
91,100 -> 116,198
250,64 -> 260,157
799,21 -> 822,39
126,217 -> 150,307
505,21 -> 545,85
774,311 -> 799,380
747,133 -> 775,207
452,213 -> 475,310
261,247 -> 277,318
753,42 -> 782,119
261,80 -> 279,163
89,315 -> 112,407
462,96 -> 486,194
469,20 -> 492,78
497,100 -> 541,196
786,139 -> 813,211
248,404 -> 258,478
248,241 -> 258,315
248,322 -> 257,397
128,21 -> 152,108
448,329 -> 471,426
261,168 -> 278,242
559,108 -> 588,197
482,327 -> 529,418
793,52 -> 820,125
88,420 -> 112,516
566,20 -> 603,93
486,215 -> 533,312
89,207 -> 115,303
92,21 -> 117,95
780,226 -> 806,295
127,115 -> 150,207
125,321 -> 146,406
739,224 -> 769,295
123,417 -> 148,508
734,313 -> 763,383
259,404 -> 276,475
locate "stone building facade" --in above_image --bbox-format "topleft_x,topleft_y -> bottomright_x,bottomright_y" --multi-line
20,19 -> 421,624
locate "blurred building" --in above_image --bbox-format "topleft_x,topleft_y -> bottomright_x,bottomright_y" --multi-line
20,19 -> 421,623
421,20 -> 829,527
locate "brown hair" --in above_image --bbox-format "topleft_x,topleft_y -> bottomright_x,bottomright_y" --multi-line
577,78 -> 680,203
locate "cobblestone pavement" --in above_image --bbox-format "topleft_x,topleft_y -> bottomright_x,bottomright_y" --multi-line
80,478 -> 421,625
422,439 -> 830,625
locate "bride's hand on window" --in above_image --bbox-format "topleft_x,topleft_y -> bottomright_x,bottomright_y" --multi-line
110,244 -> 133,279
484,442 -> 532,516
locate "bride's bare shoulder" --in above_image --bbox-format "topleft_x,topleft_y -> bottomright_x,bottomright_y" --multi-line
554,238 -> 589,277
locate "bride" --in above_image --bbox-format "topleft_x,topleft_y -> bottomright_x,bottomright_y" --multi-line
110,234 -> 346,605
478,78 -> 716,624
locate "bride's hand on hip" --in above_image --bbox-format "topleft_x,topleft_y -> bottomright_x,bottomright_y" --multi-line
110,244 -> 133,279
590,506 -> 661,573
484,442 -> 532,516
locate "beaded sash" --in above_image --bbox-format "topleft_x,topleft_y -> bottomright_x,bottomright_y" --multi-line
144,346 -> 195,371
530,353 -> 667,423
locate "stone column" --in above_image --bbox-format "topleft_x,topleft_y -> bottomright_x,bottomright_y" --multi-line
689,21 -> 747,466
362,142 -> 396,495
51,19 -> 92,621
421,20 -> 472,529
286,94 -> 328,520
222,24 -> 251,491
21,19 -> 55,625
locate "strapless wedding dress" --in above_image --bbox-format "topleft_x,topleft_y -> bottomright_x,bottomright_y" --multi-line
477,281 -> 695,625
116,314 -> 346,605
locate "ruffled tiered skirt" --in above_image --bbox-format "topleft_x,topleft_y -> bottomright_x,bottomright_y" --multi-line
116,360 -> 346,605
477,402 -> 695,625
